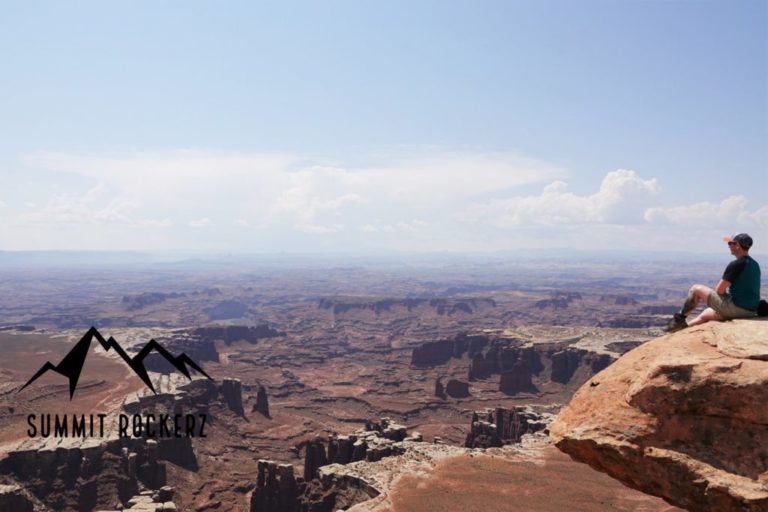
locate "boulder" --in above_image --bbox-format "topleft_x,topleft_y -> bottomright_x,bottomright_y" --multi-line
550,320 -> 768,511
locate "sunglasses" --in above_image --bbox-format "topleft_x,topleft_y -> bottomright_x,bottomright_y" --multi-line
728,242 -> 739,247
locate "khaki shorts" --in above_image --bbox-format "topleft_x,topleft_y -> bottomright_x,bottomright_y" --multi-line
707,291 -> 757,320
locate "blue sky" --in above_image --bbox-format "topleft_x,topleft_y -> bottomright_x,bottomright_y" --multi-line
1,1 -> 766,254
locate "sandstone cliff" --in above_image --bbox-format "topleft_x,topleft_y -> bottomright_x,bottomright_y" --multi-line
550,319 -> 768,511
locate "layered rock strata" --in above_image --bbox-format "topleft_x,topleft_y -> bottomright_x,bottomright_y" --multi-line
0,437 -> 181,511
465,406 -> 549,449
550,320 -> 768,511
253,419 -> 415,512
412,332 -> 616,396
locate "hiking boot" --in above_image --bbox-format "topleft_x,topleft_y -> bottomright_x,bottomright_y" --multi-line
663,313 -> 687,333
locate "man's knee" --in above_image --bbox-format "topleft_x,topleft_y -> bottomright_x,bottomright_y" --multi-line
691,285 -> 711,298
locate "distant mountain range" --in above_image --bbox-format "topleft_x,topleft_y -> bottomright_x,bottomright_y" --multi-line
19,326 -> 212,399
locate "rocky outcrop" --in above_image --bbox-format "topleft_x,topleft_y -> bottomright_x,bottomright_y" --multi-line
122,487 -> 177,511
221,378 -> 245,416
410,340 -> 455,368
413,332 -> 617,396
550,320 -> 768,511
465,406 -> 549,448
250,460 -> 299,512
256,419 -> 413,512
444,379 -> 469,398
191,324 -> 284,345
144,336 -> 219,373
0,437 -> 176,511
434,377 -> 445,398
411,333 -> 489,368
499,362 -> 536,394
550,348 -> 611,384
253,384 -> 271,417
303,439 -> 329,481
0,484 -> 34,511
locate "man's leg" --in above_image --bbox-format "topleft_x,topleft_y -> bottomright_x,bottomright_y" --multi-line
680,284 -> 712,317
686,307 -> 720,327
665,284 -> 714,332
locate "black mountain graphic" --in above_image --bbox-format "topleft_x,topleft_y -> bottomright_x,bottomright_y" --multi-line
19,326 -> 212,399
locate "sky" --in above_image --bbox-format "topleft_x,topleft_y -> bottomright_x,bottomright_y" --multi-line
0,0 -> 766,256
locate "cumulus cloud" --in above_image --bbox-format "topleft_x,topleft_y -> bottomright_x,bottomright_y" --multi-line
14,183 -> 167,227
8,149 -> 765,253
468,169 -> 660,227
645,195 -> 768,227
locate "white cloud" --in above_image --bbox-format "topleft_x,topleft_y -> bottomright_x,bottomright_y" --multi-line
8,149 -> 765,253
188,217 -> 213,228
644,195 -> 768,228
13,148 -> 563,246
468,169 -> 660,227
14,183 -> 171,229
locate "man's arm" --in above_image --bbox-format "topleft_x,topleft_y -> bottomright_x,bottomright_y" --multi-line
715,279 -> 729,295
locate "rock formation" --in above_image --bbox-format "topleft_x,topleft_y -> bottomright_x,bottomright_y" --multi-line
465,406 -> 548,448
303,438 -> 328,481
0,437 -> 176,511
254,419 -> 412,512
411,333 -> 489,368
550,320 -> 768,511
499,362 -> 536,394
0,484 -> 34,511
434,377 -> 445,398
444,379 -> 470,398
410,340 -> 455,367
220,378 -> 245,416
250,460 -> 298,512
413,332 -> 618,397
550,348 -> 611,384
121,487 -> 177,511
191,324 -> 284,345
253,384 -> 271,417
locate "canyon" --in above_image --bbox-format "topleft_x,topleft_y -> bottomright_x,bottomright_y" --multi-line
0,256 -> 757,511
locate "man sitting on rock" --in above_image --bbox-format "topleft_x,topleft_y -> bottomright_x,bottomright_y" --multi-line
665,233 -> 761,332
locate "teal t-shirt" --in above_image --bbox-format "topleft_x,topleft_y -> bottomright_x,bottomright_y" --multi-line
723,255 -> 761,311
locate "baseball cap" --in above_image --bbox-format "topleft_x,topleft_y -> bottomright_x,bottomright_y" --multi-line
723,233 -> 753,250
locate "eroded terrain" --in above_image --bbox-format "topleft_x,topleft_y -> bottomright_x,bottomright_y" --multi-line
0,256 -> 733,511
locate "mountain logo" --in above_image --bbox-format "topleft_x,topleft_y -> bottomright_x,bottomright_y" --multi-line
19,326 -> 213,399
